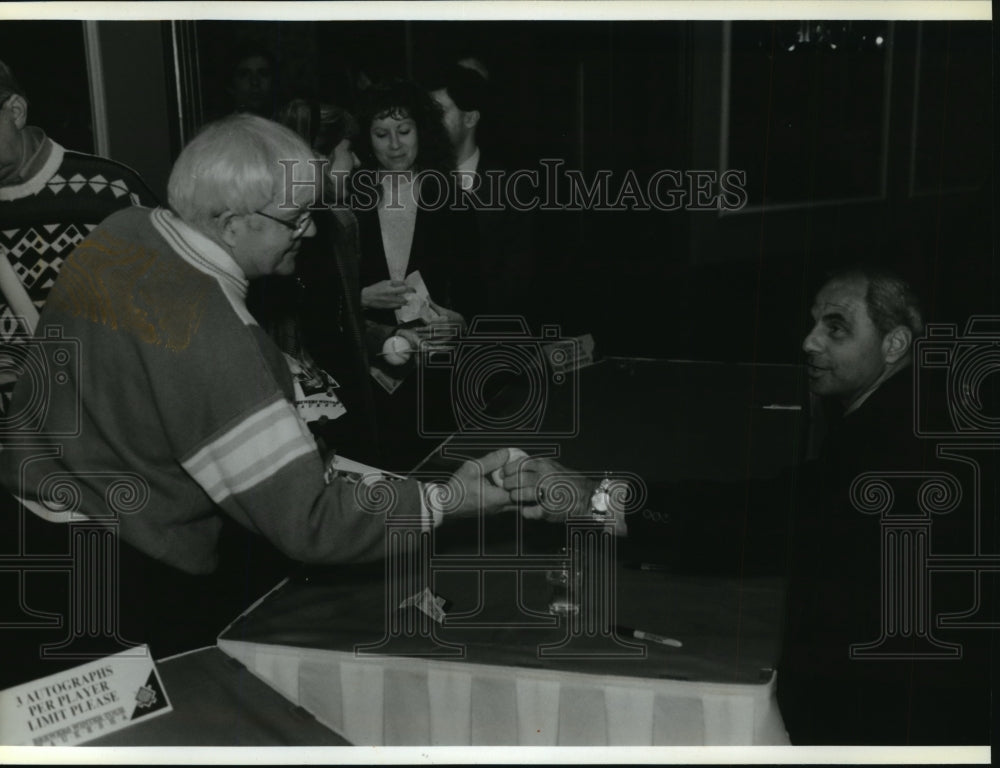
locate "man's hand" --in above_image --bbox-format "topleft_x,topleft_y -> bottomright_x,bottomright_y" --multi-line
362,279 -> 414,309
438,448 -> 515,519
498,456 -> 598,522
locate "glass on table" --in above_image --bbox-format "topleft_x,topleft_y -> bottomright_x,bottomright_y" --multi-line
545,545 -> 581,616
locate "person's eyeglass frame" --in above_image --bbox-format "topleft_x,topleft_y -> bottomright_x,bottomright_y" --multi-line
254,208 -> 312,238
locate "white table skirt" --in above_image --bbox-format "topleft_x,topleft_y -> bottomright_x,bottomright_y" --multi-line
218,639 -> 790,746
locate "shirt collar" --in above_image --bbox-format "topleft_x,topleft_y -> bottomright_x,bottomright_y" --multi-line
457,147 -> 480,175
151,207 -> 248,299
457,148 -> 481,190
842,362 -> 908,417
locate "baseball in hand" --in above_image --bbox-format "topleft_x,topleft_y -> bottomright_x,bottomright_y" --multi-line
491,447 -> 529,486
382,335 -> 413,365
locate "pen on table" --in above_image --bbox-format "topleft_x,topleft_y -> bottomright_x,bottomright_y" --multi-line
615,624 -> 683,648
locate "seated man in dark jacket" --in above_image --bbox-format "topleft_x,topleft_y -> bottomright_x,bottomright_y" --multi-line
499,265 -> 993,745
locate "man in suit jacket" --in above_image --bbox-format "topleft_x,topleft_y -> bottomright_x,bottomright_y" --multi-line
497,265 -> 992,745
429,64 -> 535,320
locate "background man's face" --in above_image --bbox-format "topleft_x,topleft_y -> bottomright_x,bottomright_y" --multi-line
430,88 -> 465,147
802,276 -> 889,407
230,55 -> 273,113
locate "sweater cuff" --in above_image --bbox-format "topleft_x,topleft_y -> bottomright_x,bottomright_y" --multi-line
420,482 -> 447,530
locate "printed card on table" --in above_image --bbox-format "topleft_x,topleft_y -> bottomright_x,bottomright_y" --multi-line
543,333 -> 596,373
322,452 -> 406,486
0,645 -> 171,746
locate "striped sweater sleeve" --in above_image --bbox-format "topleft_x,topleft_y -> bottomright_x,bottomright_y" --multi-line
175,375 -> 423,565
131,243 -> 426,564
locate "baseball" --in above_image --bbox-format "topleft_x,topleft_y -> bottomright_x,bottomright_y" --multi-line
382,335 -> 413,365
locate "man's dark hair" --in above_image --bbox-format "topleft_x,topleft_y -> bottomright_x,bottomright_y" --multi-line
426,64 -> 489,115
827,264 -> 925,339
355,77 -> 455,174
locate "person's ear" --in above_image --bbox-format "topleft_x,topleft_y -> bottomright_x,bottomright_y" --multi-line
4,94 -> 28,130
217,211 -> 243,249
462,109 -> 480,129
882,325 -> 912,364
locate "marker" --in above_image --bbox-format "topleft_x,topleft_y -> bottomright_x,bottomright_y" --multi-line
615,625 -> 683,648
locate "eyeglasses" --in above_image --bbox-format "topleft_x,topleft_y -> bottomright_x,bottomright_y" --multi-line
254,209 -> 312,237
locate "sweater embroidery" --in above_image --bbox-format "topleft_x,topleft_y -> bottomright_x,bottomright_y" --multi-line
1,143 -> 157,342
49,227 -> 209,351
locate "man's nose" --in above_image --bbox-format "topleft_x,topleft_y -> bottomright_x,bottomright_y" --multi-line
802,326 -> 822,354
302,218 -> 317,239
351,152 -> 361,169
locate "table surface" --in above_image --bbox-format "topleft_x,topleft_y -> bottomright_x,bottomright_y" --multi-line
98,358 -> 798,744
219,357 -> 794,687
220,562 -> 785,687
87,647 -> 350,746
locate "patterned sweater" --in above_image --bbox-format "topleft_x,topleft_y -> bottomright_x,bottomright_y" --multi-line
0,129 -> 158,341
0,206 -> 424,574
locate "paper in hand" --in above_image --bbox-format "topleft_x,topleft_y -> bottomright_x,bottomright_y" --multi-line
394,270 -> 440,325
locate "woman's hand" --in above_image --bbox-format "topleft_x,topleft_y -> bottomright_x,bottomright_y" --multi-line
361,279 -> 414,309
394,327 -> 424,351
427,301 -> 467,338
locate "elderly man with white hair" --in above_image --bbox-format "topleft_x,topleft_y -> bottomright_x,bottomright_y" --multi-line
0,114 -> 513,663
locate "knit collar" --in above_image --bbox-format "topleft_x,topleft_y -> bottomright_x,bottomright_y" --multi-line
0,126 -> 64,200
150,207 -> 248,300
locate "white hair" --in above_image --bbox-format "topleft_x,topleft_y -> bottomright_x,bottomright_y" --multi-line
167,114 -> 318,227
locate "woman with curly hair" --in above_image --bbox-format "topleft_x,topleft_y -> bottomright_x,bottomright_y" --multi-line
353,78 -> 478,343
349,78 -> 480,467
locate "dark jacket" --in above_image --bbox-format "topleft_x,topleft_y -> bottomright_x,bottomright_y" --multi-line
628,369 -> 992,745
357,183 -> 480,331
457,151 -> 535,318
248,208 -> 381,463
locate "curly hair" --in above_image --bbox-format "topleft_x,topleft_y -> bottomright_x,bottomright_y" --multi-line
354,78 -> 455,174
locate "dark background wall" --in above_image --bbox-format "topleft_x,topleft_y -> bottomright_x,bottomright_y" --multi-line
1,19 -> 993,365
